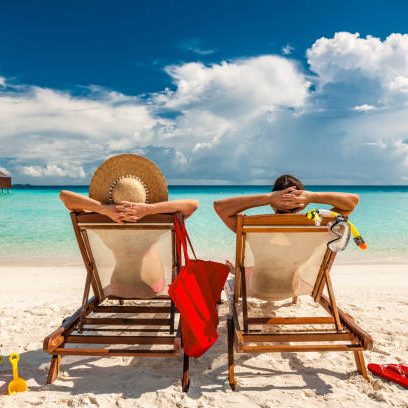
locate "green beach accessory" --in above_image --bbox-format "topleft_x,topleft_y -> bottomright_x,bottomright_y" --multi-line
306,208 -> 367,252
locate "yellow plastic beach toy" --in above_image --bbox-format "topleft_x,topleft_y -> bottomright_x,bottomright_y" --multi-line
7,353 -> 28,395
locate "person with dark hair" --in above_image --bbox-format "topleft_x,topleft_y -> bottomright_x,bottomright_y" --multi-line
214,174 -> 359,232
272,174 -> 304,191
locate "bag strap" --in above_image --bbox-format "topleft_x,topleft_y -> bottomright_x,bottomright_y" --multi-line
180,216 -> 197,260
173,213 -> 197,264
174,213 -> 189,264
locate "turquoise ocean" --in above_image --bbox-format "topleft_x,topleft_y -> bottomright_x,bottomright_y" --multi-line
0,186 -> 407,265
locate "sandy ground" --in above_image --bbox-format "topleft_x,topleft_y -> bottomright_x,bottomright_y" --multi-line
0,264 -> 407,407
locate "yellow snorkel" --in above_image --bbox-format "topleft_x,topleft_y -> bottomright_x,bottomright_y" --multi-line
349,221 -> 367,250
306,208 -> 367,251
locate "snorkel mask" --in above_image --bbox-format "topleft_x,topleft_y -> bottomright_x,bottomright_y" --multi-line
306,209 -> 367,252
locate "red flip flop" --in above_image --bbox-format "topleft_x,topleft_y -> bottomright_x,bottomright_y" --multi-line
368,363 -> 408,389
385,364 -> 408,378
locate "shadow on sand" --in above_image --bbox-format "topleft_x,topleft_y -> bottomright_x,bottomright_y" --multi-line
0,306 -> 353,400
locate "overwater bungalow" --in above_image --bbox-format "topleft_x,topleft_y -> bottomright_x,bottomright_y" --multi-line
0,171 -> 11,193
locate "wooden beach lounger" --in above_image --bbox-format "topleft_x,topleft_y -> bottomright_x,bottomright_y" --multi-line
226,214 -> 373,390
43,211 -> 190,392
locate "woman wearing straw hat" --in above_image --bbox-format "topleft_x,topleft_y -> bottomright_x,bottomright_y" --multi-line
60,154 -> 199,222
59,154 -> 199,298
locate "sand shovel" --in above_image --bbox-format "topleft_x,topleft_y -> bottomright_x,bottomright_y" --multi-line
7,353 -> 28,395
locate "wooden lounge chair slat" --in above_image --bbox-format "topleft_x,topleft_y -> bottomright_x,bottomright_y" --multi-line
242,214 -> 331,226
76,212 -> 174,223
243,227 -> 329,233
65,335 -> 176,345
75,327 -> 171,333
107,295 -> 171,300
54,348 -> 179,357
82,317 -> 171,326
247,317 -> 335,325
94,305 -> 171,313
79,225 -> 173,230
242,344 -> 364,353
241,332 -> 353,342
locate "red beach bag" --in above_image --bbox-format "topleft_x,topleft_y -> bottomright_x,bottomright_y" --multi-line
168,214 -> 229,357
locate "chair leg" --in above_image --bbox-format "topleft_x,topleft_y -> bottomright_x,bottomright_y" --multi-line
181,353 -> 190,392
227,317 -> 237,391
169,301 -> 175,335
353,351 -> 369,381
46,355 -> 61,384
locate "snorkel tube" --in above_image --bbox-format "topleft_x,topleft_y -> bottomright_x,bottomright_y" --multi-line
349,221 -> 367,250
306,208 -> 367,251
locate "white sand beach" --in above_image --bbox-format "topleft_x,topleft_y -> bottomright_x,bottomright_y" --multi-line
0,263 -> 407,407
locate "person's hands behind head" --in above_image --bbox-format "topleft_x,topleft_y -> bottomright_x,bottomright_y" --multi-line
116,201 -> 152,222
297,190 -> 313,207
271,187 -> 310,213
100,204 -> 126,224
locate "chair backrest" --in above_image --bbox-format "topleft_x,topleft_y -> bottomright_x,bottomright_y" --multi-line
235,214 -> 337,301
72,212 -> 175,301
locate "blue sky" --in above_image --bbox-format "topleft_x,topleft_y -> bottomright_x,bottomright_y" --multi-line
1,1 -> 408,184
2,0 -> 406,94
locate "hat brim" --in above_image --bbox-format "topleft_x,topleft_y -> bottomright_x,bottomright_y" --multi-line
89,154 -> 168,204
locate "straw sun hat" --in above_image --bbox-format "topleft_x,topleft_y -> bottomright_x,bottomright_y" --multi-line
89,154 -> 168,204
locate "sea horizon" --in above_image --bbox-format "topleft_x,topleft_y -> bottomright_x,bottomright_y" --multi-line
9,184 -> 408,188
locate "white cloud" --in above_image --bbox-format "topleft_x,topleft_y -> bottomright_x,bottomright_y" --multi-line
307,32 -> 408,97
158,56 -> 310,119
0,85 -> 163,182
353,104 -> 376,111
145,55 -> 312,181
179,39 -> 216,56
0,86 -> 157,142
389,75 -> 408,93
190,48 -> 216,56
20,163 -> 86,178
0,166 -> 10,175
0,77 -> 5,86
282,44 -> 294,55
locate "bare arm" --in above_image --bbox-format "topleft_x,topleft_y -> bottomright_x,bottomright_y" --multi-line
303,191 -> 359,216
214,193 -> 273,232
60,190 -> 127,223
60,190 -> 104,212
116,199 -> 199,221
214,187 -> 302,232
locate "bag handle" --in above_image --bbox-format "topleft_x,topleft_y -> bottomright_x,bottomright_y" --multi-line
173,213 -> 197,264
180,216 -> 197,260
174,213 -> 189,264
